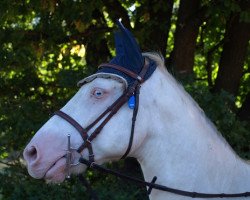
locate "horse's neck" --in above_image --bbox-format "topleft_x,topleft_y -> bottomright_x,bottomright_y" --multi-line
137,126 -> 250,199
135,69 -> 250,199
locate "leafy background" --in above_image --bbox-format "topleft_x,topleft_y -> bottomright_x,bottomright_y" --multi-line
0,0 -> 249,199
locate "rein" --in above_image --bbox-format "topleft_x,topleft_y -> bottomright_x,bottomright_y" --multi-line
79,157 -> 250,198
54,61 -> 250,199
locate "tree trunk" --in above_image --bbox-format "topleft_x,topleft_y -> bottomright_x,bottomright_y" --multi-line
238,92 -> 250,121
213,1 -> 250,95
85,10 -> 111,70
169,0 -> 204,77
102,0 -> 132,29
85,37 -> 111,71
135,0 -> 174,56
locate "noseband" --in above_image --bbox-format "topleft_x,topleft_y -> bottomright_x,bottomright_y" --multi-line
54,61 -> 149,176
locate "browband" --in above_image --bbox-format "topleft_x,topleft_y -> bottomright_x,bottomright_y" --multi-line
99,63 -> 144,83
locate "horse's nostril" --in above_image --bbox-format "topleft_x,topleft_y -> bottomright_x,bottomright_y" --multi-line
24,146 -> 38,163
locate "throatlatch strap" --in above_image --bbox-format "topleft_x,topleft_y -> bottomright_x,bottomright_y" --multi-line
120,59 -> 149,159
120,85 -> 140,159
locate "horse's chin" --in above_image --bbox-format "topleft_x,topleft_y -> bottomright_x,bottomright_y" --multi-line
44,157 -> 66,183
44,157 -> 87,184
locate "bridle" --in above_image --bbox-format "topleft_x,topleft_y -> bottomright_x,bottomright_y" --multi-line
54,60 -> 250,199
54,59 -> 149,176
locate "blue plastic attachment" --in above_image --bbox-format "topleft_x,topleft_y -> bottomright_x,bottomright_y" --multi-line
128,95 -> 135,109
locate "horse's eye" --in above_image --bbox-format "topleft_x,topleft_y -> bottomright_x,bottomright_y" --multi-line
93,89 -> 104,99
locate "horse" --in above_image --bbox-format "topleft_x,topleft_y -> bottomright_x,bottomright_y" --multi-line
23,52 -> 250,200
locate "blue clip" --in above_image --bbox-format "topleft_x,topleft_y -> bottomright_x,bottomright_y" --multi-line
128,95 -> 135,109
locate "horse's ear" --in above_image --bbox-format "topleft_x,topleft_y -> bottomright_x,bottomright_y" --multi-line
96,20 -> 144,85
84,19 -> 157,86
112,20 -> 144,73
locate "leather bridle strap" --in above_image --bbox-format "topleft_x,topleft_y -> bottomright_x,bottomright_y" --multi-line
54,110 -> 95,162
77,61 -> 149,156
80,157 -> 250,198
76,92 -> 130,153
54,59 -> 149,163
120,84 -> 140,159
99,63 -> 144,82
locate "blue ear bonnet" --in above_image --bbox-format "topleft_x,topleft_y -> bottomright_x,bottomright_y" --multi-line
96,20 -> 157,86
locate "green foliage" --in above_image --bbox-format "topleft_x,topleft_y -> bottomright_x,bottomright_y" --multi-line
185,80 -> 250,159
1,167 -> 87,200
0,0 -> 249,199
0,161 -> 148,200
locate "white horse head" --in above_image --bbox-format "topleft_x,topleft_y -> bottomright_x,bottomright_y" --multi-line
23,75 -> 138,180
22,52 -> 170,183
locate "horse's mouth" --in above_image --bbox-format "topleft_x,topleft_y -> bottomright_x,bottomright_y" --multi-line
44,151 -> 82,183
44,156 -> 67,183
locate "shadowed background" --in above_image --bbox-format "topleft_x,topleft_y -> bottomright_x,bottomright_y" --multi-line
0,0 -> 249,199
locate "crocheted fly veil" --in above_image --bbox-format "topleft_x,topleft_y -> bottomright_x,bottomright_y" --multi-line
78,20 -> 156,88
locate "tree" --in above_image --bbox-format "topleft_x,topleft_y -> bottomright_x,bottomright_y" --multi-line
168,0 -> 205,76
213,0 -> 250,96
0,0 -> 249,199
134,0 -> 174,56
238,92 -> 250,120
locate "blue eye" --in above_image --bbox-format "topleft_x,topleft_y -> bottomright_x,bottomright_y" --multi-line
93,89 -> 104,98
